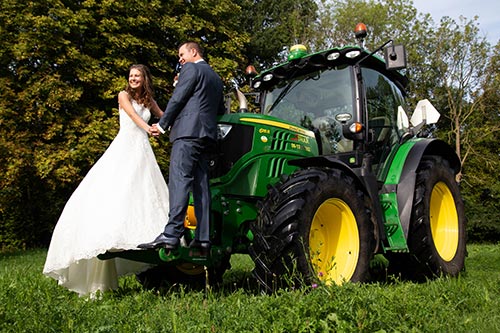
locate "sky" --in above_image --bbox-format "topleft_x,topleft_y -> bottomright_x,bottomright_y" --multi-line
412,0 -> 500,46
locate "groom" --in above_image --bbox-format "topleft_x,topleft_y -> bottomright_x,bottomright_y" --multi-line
139,41 -> 225,251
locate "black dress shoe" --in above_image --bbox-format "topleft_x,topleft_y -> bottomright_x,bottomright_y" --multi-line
138,234 -> 179,249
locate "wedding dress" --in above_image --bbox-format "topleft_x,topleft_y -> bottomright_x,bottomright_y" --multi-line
43,98 -> 169,296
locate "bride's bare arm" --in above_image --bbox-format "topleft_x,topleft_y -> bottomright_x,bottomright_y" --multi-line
118,91 -> 151,133
150,99 -> 164,118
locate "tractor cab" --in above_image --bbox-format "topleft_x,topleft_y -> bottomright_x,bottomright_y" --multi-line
249,23 -> 415,178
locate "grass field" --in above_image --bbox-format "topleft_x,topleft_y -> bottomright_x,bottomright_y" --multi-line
1,243 -> 499,332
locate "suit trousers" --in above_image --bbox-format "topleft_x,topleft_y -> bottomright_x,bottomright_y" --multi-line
163,138 -> 212,243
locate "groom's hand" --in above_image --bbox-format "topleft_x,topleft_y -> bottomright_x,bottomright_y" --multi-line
150,124 -> 161,137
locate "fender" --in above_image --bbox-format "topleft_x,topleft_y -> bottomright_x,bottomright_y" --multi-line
288,152 -> 372,193
382,138 -> 460,240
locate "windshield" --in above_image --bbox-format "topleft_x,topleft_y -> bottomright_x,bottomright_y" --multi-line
262,67 -> 354,154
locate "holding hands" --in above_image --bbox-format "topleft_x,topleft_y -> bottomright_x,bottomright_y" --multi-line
149,124 -> 161,137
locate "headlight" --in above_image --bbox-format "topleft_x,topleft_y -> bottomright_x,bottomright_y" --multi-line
263,74 -> 273,81
346,50 -> 361,58
326,52 -> 340,61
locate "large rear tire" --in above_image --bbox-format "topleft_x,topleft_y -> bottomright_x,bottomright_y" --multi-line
249,168 -> 376,293
391,155 -> 466,280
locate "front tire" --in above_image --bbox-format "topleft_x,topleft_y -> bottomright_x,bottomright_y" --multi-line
249,168 -> 376,292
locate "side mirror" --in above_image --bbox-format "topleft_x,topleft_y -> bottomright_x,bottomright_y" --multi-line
384,44 -> 407,70
397,101 -> 441,139
397,105 -> 409,131
410,99 -> 440,127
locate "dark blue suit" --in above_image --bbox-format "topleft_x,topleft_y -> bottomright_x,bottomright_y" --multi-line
158,60 -> 225,243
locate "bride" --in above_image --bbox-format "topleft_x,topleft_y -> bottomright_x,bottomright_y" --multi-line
43,64 -> 170,297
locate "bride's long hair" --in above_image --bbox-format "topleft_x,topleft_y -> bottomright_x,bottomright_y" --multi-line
125,64 -> 154,108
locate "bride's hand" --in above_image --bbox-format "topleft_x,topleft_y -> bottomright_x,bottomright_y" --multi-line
149,124 -> 161,137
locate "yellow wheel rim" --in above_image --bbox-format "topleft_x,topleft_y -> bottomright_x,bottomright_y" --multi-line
309,198 -> 359,285
430,181 -> 459,261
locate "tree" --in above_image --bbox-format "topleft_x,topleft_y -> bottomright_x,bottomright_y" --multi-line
422,16 -> 489,174
312,0 -> 420,51
235,0 -> 318,68
460,42 -> 500,241
0,0 -> 247,250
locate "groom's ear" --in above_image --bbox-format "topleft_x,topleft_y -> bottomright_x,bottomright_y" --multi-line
191,48 -> 198,58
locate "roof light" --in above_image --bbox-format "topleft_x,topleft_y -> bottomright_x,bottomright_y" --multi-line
245,65 -> 258,77
346,50 -> 361,58
263,73 -> 273,81
355,22 -> 368,48
288,44 -> 308,60
326,52 -> 340,61
354,23 -> 367,40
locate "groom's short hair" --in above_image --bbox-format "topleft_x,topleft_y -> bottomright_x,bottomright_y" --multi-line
180,41 -> 204,57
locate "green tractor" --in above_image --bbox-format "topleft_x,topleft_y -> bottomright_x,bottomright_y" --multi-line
101,24 -> 466,291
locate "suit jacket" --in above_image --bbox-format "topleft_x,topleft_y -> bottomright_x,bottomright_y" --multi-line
158,60 -> 226,142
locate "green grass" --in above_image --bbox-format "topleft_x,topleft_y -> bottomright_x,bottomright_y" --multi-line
1,244 -> 499,332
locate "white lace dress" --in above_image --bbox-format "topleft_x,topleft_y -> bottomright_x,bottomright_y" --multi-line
43,99 -> 169,297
